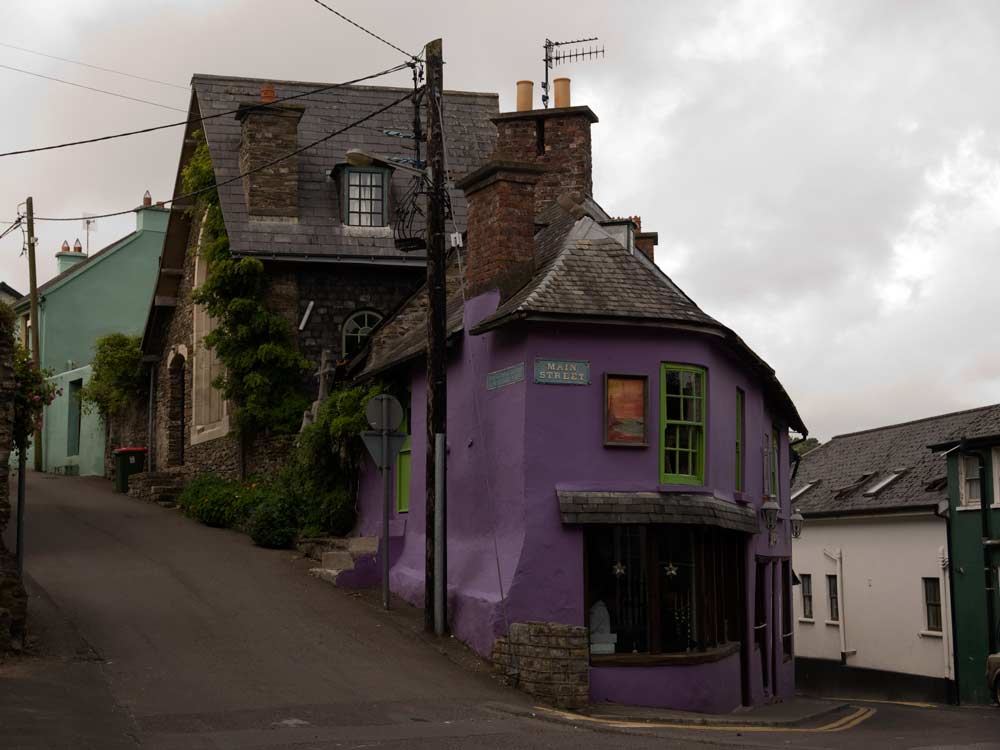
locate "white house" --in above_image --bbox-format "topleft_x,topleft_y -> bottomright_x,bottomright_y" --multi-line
789,407 -> 999,703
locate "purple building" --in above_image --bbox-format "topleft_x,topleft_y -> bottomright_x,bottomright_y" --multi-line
351,88 -> 806,713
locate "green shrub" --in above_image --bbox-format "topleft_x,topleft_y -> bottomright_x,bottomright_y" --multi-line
79,333 -> 145,417
177,475 -> 241,528
247,486 -> 298,549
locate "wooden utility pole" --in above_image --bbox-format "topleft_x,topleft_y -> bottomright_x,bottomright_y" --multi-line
424,38 -> 447,635
25,197 -> 42,471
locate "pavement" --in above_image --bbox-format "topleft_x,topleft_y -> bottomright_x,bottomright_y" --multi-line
2,471 -> 999,749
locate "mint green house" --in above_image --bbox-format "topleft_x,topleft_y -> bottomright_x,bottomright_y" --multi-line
14,200 -> 168,476
930,406 -> 1000,705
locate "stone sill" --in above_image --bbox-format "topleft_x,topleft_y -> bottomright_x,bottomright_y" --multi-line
825,620 -> 840,627
956,504 -> 1000,512
918,629 -> 943,639
798,618 -> 815,625
590,641 -> 740,667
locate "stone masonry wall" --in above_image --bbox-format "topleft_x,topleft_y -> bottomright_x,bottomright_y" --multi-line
103,399 -> 150,479
0,304 -> 27,651
491,621 -> 589,709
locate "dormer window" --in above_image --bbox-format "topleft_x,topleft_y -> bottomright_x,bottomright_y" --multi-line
342,167 -> 389,227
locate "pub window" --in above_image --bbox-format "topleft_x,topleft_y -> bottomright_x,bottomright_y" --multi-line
660,364 -> 706,485
585,524 -> 743,660
827,574 -> 839,622
342,167 -> 389,227
800,574 -> 813,619
923,577 -> 942,632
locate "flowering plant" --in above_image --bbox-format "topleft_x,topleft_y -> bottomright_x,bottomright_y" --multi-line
12,343 -> 60,451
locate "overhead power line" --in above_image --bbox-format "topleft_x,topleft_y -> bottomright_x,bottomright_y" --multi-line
0,62 -> 187,112
309,0 -> 417,60
32,89 -> 416,222
0,62 -> 411,159
0,41 -> 187,90
0,217 -> 22,241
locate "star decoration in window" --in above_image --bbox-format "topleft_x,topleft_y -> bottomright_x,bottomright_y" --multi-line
663,562 -> 678,577
612,562 -> 626,577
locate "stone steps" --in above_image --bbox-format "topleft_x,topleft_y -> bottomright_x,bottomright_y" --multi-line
127,471 -> 187,507
301,536 -> 378,586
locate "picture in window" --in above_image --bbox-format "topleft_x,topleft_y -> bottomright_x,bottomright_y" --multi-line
604,374 -> 648,446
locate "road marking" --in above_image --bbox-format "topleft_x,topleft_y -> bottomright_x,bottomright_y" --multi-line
530,705 -> 876,733
814,696 -> 937,709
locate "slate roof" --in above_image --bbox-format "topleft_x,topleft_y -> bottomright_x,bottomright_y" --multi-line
0,281 -> 22,300
359,195 -> 806,434
792,404 -> 1000,517
192,74 -> 498,262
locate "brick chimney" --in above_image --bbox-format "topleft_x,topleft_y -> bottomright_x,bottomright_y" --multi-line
630,216 -> 659,262
455,160 -> 544,298
235,84 -> 304,220
491,77 -> 598,216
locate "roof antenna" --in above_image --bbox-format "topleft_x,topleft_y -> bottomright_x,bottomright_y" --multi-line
541,36 -> 605,108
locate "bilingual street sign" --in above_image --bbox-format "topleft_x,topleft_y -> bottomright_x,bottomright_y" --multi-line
534,358 -> 590,385
486,362 -> 525,391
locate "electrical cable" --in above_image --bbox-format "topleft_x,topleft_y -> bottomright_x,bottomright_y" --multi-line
0,217 -> 22,242
309,0 -> 418,60
0,62 -> 188,112
0,41 -> 188,89
0,62 -> 411,158
31,89 -> 417,222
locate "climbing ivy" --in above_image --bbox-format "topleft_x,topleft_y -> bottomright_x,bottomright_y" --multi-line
79,333 -> 145,417
183,131 -> 310,435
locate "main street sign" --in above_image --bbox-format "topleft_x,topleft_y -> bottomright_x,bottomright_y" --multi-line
534,358 -> 590,385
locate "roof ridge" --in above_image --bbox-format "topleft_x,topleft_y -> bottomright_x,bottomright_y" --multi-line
829,403 -> 1000,441
190,73 -> 498,99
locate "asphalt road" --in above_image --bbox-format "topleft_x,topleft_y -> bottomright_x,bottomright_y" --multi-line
2,472 -> 998,749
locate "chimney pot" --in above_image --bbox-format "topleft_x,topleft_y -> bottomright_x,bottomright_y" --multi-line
155,201 -> 165,208
143,190 -> 152,207
516,80 -> 534,112
553,77 -> 571,108
73,238 -> 83,253
61,240 -> 70,252
260,84 -> 276,103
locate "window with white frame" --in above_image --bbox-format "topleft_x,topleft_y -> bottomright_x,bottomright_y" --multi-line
826,574 -> 839,622
800,574 -> 813,619
342,310 -> 383,360
960,454 -> 981,506
342,168 -> 389,227
922,577 -> 942,632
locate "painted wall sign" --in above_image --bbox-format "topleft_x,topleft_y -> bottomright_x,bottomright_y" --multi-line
487,362 -> 525,390
534,358 -> 591,385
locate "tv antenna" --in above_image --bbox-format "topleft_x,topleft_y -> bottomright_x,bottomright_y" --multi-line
81,213 -> 97,253
541,36 -> 605,108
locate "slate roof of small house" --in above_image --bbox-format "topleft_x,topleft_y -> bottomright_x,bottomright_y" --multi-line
0,281 -> 22,300
191,74 -> 498,262
792,404 -> 1000,517
359,194 -> 806,434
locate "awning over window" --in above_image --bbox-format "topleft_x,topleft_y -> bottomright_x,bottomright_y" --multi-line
557,490 -> 758,534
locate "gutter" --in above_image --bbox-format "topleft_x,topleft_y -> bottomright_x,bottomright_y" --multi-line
823,547 -> 855,663
939,546 -> 955,682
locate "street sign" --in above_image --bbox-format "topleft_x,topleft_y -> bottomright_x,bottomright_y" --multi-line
361,431 -> 409,470
365,394 -> 404,432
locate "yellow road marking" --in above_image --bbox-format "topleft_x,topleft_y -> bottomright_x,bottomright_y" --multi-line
814,696 -> 936,709
530,705 -> 876,733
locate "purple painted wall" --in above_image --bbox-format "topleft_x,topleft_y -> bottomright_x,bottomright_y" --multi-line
355,293 -> 796,711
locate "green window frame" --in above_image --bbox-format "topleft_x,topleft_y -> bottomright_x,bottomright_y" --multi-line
341,166 -> 390,227
735,389 -> 745,492
395,407 -> 411,513
659,364 -> 706,485
770,426 -> 779,499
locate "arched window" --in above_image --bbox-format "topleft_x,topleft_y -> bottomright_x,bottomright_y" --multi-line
342,310 -> 383,359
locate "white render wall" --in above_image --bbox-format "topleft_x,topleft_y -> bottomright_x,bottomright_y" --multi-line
793,513 -> 951,679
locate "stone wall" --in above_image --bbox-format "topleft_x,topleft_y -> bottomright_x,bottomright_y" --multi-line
103,399 -> 150,479
0,304 -> 27,652
491,621 -> 589,709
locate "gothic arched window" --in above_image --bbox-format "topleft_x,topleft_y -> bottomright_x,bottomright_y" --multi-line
342,310 -> 383,360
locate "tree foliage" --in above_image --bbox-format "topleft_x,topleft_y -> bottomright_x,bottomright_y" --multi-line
792,437 -> 821,456
11,343 -> 60,452
182,130 -> 310,435
79,333 -> 145,417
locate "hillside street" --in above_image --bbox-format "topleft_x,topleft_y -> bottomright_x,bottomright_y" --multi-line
1,472 -> 998,749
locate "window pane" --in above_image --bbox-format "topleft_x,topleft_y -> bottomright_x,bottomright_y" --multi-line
655,526 -> 695,652
665,370 -> 681,395
349,172 -> 359,185
683,397 -> 701,422
586,526 -> 648,654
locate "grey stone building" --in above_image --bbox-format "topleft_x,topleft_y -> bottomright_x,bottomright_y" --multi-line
130,74 -> 497,490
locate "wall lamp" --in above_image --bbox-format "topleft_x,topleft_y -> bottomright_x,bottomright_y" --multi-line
790,508 -> 804,539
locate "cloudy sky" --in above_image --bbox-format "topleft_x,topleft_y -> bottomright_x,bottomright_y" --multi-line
1,0 -> 998,440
